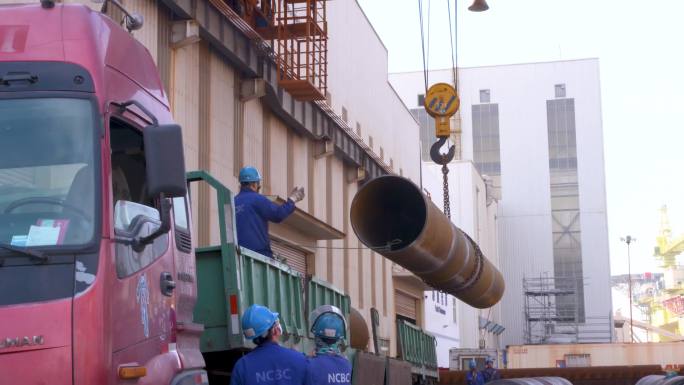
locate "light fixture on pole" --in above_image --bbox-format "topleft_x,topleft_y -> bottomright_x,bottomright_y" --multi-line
620,235 -> 636,343
468,0 -> 490,12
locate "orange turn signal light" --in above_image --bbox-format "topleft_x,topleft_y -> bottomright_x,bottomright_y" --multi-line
119,365 -> 147,379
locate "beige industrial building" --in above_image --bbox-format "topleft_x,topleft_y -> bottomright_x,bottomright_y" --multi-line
20,0 -> 425,356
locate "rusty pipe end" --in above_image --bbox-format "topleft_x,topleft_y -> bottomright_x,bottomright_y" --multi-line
350,175 -> 505,309
350,175 -> 427,254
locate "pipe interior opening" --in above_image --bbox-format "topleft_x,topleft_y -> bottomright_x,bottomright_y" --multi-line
351,176 -> 426,251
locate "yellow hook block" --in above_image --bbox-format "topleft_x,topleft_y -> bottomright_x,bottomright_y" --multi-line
424,83 -> 460,118
435,116 -> 451,138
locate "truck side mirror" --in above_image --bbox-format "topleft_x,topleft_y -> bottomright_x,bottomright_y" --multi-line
125,124 -> 186,252
114,200 -> 161,235
143,123 -> 187,198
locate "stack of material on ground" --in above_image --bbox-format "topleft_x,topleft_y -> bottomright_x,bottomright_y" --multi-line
439,365 -> 676,385
488,379 -> 571,385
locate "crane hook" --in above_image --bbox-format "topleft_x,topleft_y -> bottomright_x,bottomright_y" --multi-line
430,136 -> 456,165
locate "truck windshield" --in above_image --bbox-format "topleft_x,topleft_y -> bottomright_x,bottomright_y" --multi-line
0,98 -> 97,249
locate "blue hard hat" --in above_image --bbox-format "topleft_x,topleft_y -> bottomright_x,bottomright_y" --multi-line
241,304 -> 279,340
485,357 -> 494,364
468,360 -> 477,369
310,305 -> 347,340
239,166 -> 262,183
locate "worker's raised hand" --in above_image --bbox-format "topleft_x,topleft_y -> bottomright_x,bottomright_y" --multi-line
289,187 -> 305,203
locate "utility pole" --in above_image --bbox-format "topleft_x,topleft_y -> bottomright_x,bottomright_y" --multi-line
621,235 -> 636,342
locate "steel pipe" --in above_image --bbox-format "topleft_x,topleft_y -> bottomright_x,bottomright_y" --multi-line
636,375 -> 684,385
489,378 -> 573,385
349,307 -> 370,351
350,175 -> 505,308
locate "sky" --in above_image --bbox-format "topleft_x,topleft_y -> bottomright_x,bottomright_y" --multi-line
357,0 -> 684,276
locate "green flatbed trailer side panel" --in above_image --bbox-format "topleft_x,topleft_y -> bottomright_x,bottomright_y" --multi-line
239,247 -> 306,349
194,245 -> 231,352
397,320 -> 439,381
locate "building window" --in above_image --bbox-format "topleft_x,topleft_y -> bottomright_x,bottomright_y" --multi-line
452,297 -> 458,323
472,103 -> 503,198
410,108 -> 438,161
547,97 -> 584,321
472,104 -> 501,176
479,89 -> 491,103
555,84 -> 566,98
342,106 -> 348,123
418,94 -> 425,107
432,291 -> 436,301
547,99 -> 577,172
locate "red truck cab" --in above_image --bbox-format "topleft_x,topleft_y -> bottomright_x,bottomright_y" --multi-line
0,2 -> 206,384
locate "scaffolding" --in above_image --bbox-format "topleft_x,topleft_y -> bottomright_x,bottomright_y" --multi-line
524,275 -> 613,344
213,0 -> 328,101
524,276 -> 579,344
255,0 -> 328,100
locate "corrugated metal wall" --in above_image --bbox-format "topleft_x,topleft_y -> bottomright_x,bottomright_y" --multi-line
396,291 -> 418,321
498,215 -> 556,347
271,240 -> 308,275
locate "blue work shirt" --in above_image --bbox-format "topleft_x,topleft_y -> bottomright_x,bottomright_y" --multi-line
306,354 -> 352,385
230,342 -> 308,385
235,188 -> 295,258
466,370 -> 485,385
483,367 -> 501,383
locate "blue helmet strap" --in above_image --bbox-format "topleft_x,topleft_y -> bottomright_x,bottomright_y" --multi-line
314,336 -> 342,356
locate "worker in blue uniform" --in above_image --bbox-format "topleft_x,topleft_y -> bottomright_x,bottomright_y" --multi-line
482,357 -> 500,383
235,166 -> 305,258
466,360 -> 485,385
230,304 -> 308,385
306,305 -> 352,385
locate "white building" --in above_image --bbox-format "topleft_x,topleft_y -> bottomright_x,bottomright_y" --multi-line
390,58 -> 612,349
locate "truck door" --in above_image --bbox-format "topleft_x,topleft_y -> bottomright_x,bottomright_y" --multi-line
170,194 -> 206,369
108,117 -> 177,381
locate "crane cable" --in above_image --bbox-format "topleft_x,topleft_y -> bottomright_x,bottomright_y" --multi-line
447,0 -> 458,90
442,0 -> 460,219
418,0 -> 430,95
419,0 -> 460,219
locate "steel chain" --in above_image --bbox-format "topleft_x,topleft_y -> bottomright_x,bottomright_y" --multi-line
442,164 -> 450,219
